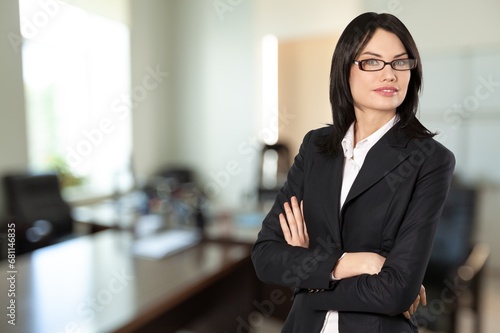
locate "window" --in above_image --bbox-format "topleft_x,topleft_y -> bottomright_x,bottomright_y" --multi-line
19,0 -> 132,200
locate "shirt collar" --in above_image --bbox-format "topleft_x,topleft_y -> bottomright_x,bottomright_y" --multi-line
341,114 -> 399,159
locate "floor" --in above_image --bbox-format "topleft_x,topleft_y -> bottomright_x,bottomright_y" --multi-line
256,270 -> 500,333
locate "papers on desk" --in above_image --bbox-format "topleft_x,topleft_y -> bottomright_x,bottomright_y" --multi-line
131,229 -> 202,260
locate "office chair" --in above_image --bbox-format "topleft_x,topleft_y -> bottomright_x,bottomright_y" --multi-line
416,183 -> 489,333
2,173 -> 77,255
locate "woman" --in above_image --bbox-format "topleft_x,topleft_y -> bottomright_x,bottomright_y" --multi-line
251,12 -> 455,333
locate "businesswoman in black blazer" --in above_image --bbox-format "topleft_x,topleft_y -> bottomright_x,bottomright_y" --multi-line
252,12 -> 455,333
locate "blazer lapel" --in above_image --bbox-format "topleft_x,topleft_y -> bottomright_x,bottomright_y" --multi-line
342,126 -> 412,214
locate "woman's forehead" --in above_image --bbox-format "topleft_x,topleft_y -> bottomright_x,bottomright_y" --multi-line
358,29 -> 407,58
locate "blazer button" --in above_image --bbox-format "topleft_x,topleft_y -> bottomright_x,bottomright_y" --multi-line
308,288 -> 324,293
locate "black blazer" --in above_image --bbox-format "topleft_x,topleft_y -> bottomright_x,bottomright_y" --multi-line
251,124 -> 455,333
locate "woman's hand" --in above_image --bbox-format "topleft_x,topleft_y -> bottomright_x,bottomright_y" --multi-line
403,285 -> 426,319
333,252 -> 386,279
279,196 -> 309,248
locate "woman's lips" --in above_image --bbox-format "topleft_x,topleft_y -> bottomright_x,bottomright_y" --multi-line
374,86 -> 399,96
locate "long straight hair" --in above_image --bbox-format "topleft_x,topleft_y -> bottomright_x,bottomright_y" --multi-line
317,12 -> 434,156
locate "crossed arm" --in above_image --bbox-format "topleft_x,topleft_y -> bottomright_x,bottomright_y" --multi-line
279,196 -> 426,319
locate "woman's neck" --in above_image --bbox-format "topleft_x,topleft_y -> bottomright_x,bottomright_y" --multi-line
354,111 -> 396,145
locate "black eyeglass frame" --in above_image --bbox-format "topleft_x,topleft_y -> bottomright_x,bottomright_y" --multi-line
353,58 -> 417,71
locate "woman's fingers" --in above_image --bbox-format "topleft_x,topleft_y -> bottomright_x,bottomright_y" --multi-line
279,213 -> 292,244
291,197 -> 305,239
281,197 -> 308,248
412,295 -> 420,313
420,285 -> 427,307
301,200 -> 309,243
409,294 -> 419,315
403,285 -> 426,318
283,201 -> 298,238
403,296 -> 420,319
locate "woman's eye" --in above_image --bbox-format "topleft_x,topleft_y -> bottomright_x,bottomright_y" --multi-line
394,60 -> 407,67
365,59 -> 380,66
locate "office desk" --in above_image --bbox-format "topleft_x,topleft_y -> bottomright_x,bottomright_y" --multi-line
0,230 -> 257,333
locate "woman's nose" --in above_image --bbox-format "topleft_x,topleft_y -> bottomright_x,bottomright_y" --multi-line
380,65 -> 397,82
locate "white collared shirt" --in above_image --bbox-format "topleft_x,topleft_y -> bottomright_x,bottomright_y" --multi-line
321,114 -> 399,333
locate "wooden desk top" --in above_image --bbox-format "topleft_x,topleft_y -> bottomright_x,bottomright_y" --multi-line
0,230 -> 251,333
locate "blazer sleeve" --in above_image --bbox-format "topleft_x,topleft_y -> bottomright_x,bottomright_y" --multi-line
251,130 -> 343,290
303,143 -> 456,315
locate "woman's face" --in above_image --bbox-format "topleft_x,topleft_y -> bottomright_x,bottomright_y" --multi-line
349,28 -> 411,117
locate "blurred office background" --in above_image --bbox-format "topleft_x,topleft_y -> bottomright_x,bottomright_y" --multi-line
0,0 -> 499,332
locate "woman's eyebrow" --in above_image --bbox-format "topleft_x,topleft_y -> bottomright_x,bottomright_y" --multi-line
393,52 -> 409,58
359,51 -> 408,58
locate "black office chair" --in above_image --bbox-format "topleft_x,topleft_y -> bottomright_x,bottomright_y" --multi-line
416,183 -> 489,333
2,173 -> 78,255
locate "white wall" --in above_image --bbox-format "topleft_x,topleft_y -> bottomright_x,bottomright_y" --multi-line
0,1 -> 29,216
63,0 -> 129,24
129,0 -> 260,210
254,0 -> 361,40
170,0 -> 259,209
361,0 -> 500,52
129,0 -> 175,183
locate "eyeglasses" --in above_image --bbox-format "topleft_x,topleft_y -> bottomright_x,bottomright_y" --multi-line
353,58 -> 417,71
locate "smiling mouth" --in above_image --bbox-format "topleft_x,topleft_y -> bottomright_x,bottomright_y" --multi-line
374,87 -> 399,93
373,87 -> 399,96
